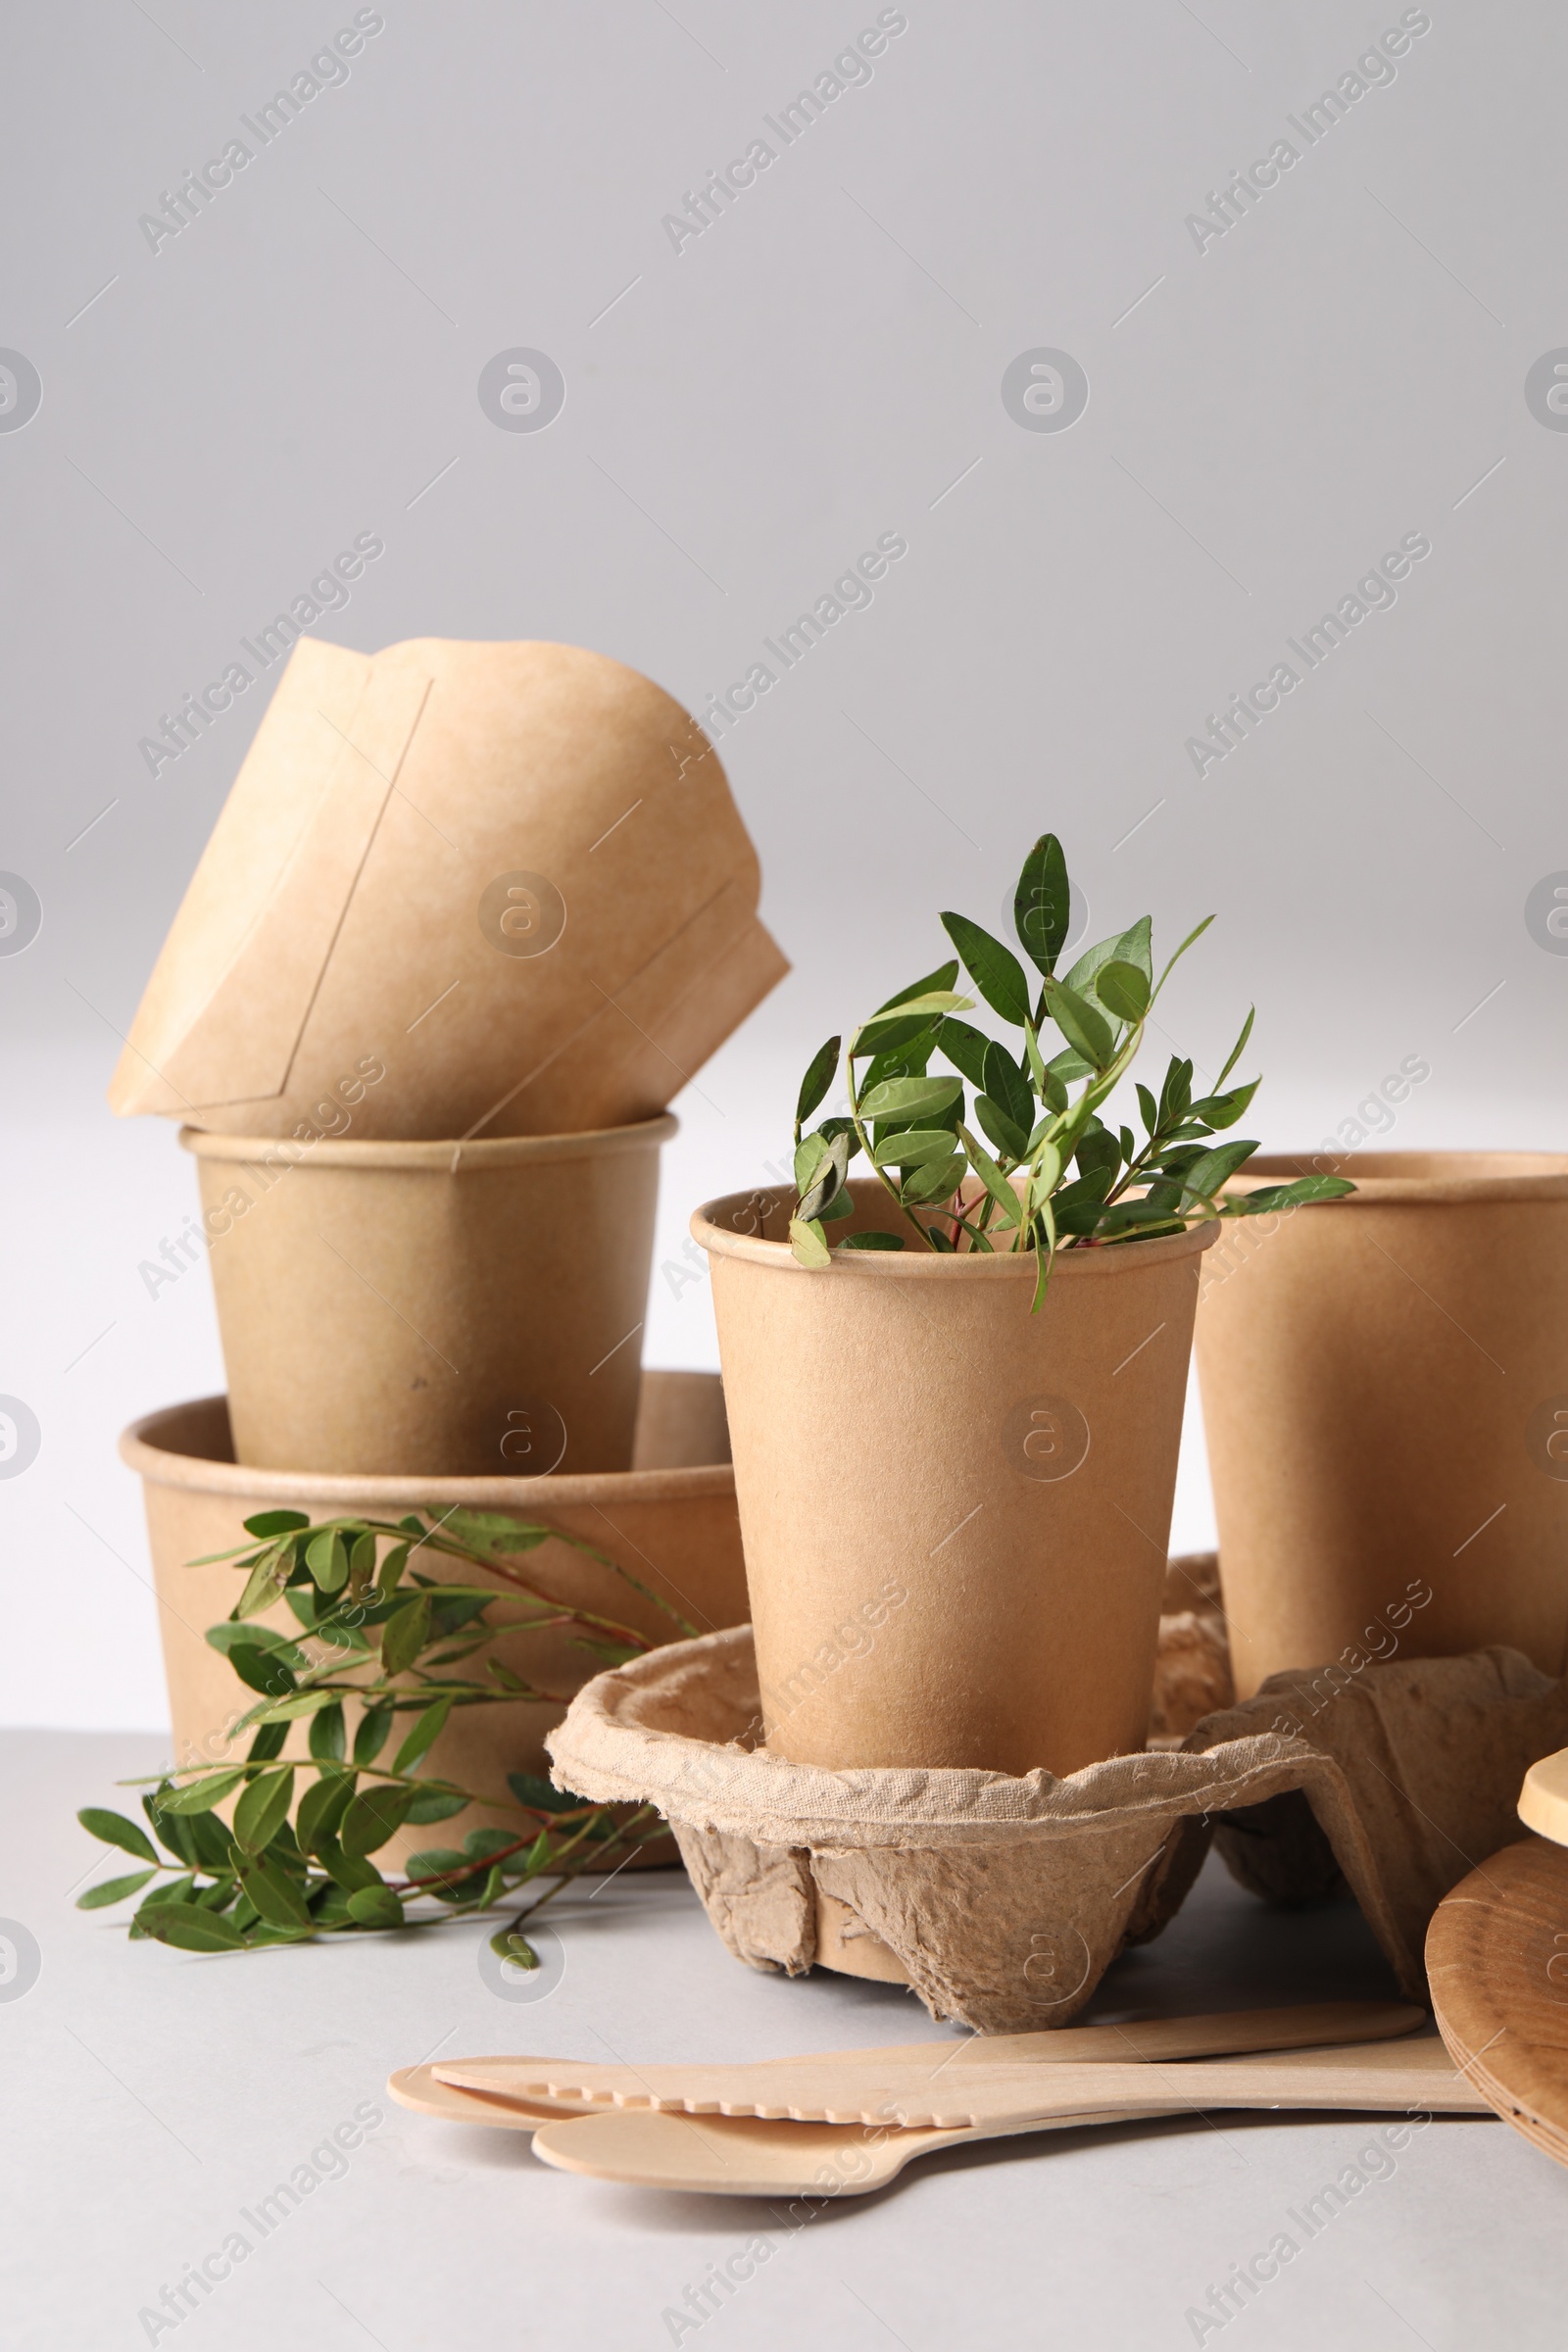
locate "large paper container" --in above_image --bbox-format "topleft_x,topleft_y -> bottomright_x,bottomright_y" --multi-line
109,636 -> 787,1139
120,1375 -> 745,1869
183,1115 -> 673,1476
1195,1152 -> 1568,1697
692,1183 -> 1216,1778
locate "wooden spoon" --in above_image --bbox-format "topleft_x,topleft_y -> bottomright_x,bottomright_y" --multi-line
432,1998 -> 1419,2121
529,2037 -> 1486,2195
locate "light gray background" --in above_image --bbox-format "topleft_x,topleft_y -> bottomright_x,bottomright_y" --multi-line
3,0 -> 1563,1742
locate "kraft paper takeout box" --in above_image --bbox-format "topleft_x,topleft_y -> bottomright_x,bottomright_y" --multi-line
110,637 -> 788,1139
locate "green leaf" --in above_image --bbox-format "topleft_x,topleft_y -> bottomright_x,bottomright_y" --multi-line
234,1547 -> 290,1621
788,1216 -> 831,1269
795,1036 -> 841,1134
232,1767 -> 294,1856
1027,1143 -> 1063,1209
1223,1175 -> 1356,1216
957,1128 -> 1022,1229
143,1795 -> 200,1868
242,1510 -> 309,1539
345,1884 -> 406,1930
1043,979 -> 1114,1070
253,1690 -> 341,1724
315,1836 -> 383,1892
1096,959 -> 1151,1022
837,1230 -> 906,1250
939,912 -> 1030,1026
206,1620 -> 300,1658
975,1095 -> 1031,1162
78,1807 -> 158,1864
465,1826 -> 520,1861
1062,931 -> 1127,1000
247,1721 -> 289,1764
860,1031 -> 935,1098
393,1690 -> 457,1776
1111,915 -> 1153,983
159,1769 -> 246,1815
307,1530 -> 348,1594
900,1152 -> 966,1205
982,1041 -> 1034,1137
308,1701 -> 346,1763
405,1846 -> 470,1899
932,1015 -> 992,1090
405,1787 -> 469,1825
793,1130 -> 833,1199
442,1509 -> 548,1555
1013,832 -> 1071,976
380,1593 -> 432,1678
798,1129 -> 850,1222
508,1772 -> 583,1815
137,1904 -> 248,1953
347,1531 -> 377,1596
224,1642 -> 297,1699
78,1867 -> 158,1909
1154,911 -> 1216,998
296,1771 -> 357,1853
1216,1004 -> 1255,1090
1189,1078 -> 1259,1133
1075,1119 -> 1121,1179
375,1541 -> 412,1598
869,1126 -> 967,1170
340,1783 -> 417,1859
1181,1139 -> 1261,1203
874,958 -> 960,1015
858,1074 -> 963,1122
231,1848 -> 314,1933
353,1705 -> 393,1767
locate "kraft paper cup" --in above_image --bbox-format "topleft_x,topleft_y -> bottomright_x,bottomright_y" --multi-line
119,1376 -> 745,1869
693,1182 -> 1216,1779
183,1114 -> 674,1476
1196,1152 -> 1568,1697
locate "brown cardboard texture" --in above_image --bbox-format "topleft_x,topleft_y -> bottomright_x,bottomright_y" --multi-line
549,1627 -> 1568,2032
693,1183 -> 1216,1779
110,637 -> 787,1139
183,1115 -> 672,1476
119,1376 -> 746,1871
1196,1152 -> 1568,1697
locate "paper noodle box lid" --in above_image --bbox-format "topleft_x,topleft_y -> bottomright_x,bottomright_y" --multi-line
110,637 -> 788,1138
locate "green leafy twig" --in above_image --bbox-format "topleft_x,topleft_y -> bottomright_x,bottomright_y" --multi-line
76,1505 -> 683,1957
786,831 -> 1354,1303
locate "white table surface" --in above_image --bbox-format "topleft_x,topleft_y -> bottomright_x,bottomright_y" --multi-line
8,1728 -> 1566,2351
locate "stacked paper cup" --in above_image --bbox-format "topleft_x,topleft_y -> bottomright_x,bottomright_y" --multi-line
112,637 -> 783,1832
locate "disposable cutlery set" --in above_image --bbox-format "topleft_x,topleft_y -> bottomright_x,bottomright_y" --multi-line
390,2000 -> 1492,2195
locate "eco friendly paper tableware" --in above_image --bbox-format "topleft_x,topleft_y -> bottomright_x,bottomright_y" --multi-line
1196,1152 -> 1568,1696
182,1114 -> 672,1475
109,636 -> 787,1140
692,1181 -> 1215,1778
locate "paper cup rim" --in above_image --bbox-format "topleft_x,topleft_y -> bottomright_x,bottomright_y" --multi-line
1230,1150 -> 1568,1207
692,1188 -> 1218,1278
177,1111 -> 678,1171
119,1392 -> 733,1504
